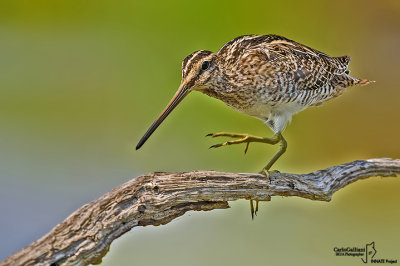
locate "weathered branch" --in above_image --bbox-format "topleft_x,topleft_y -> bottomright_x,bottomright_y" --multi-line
1,158 -> 399,266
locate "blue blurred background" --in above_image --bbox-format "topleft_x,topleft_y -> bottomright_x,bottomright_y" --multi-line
1,0 -> 399,265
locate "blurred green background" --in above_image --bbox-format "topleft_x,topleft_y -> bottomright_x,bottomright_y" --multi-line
1,0 -> 399,265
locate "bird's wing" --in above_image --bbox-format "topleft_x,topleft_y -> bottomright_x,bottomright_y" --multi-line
239,35 -> 350,91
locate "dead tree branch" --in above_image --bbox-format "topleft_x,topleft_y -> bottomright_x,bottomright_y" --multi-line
1,158 -> 399,266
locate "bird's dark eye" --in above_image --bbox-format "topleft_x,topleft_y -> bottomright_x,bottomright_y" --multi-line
201,61 -> 210,70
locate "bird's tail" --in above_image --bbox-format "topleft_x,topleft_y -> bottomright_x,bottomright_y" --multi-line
353,78 -> 375,86
332,56 -> 375,87
333,73 -> 375,89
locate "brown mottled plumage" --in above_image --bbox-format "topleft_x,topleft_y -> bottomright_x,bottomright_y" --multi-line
179,35 -> 371,133
137,34 -> 372,168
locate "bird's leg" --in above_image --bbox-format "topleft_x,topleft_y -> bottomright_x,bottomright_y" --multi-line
206,132 -> 280,154
261,133 -> 287,174
253,134 -> 287,217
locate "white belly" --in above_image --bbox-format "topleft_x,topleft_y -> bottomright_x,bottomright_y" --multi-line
238,101 -> 306,133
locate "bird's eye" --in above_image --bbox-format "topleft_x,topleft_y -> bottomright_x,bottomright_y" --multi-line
201,61 -> 210,70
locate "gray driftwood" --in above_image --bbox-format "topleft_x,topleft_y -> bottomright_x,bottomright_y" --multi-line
1,158 -> 399,266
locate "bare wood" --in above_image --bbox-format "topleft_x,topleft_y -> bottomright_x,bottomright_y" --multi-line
1,158 -> 399,266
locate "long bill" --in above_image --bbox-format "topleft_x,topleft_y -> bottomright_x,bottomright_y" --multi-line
136,84 -> 190,150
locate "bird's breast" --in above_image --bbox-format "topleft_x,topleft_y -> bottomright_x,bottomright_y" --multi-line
200,85 -> 257,111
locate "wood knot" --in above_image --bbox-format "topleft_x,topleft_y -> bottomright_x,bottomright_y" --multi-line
138,205 -> 146,214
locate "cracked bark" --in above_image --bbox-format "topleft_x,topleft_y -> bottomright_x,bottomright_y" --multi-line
1,158 -> 399,266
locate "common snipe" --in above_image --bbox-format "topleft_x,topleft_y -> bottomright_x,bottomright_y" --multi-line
136,34 -> 373,217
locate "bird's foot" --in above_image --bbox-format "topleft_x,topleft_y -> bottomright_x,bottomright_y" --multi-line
207,132 -> 279,154
207,132 -> 286,220
248,169 -> 279,219
259,168 -> 280,180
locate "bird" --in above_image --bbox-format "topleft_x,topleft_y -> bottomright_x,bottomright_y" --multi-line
136,34 -> 373,217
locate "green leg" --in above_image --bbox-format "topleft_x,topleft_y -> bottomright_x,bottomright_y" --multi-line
261,133 -> 287,173
254,133 -> 287,217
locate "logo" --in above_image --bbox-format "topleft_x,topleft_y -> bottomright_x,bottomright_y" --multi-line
333,242 -> 397,264
361,242 -> 377,263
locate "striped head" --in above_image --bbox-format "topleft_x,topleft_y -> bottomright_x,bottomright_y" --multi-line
136,50 -> 218,149
181,50 -> 218,91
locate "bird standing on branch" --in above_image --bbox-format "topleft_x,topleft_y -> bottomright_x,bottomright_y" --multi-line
136,34 -> 373,217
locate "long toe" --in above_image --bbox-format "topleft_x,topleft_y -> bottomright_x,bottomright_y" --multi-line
206,132 -> 253,138
250,199 -> 255,220
260,168 -> 270,179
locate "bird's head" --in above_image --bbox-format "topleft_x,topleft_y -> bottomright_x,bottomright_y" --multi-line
136,50 -> 218,149
181,50 -> 218,91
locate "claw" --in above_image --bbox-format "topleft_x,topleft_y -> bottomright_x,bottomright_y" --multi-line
206,133 -> 214,137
